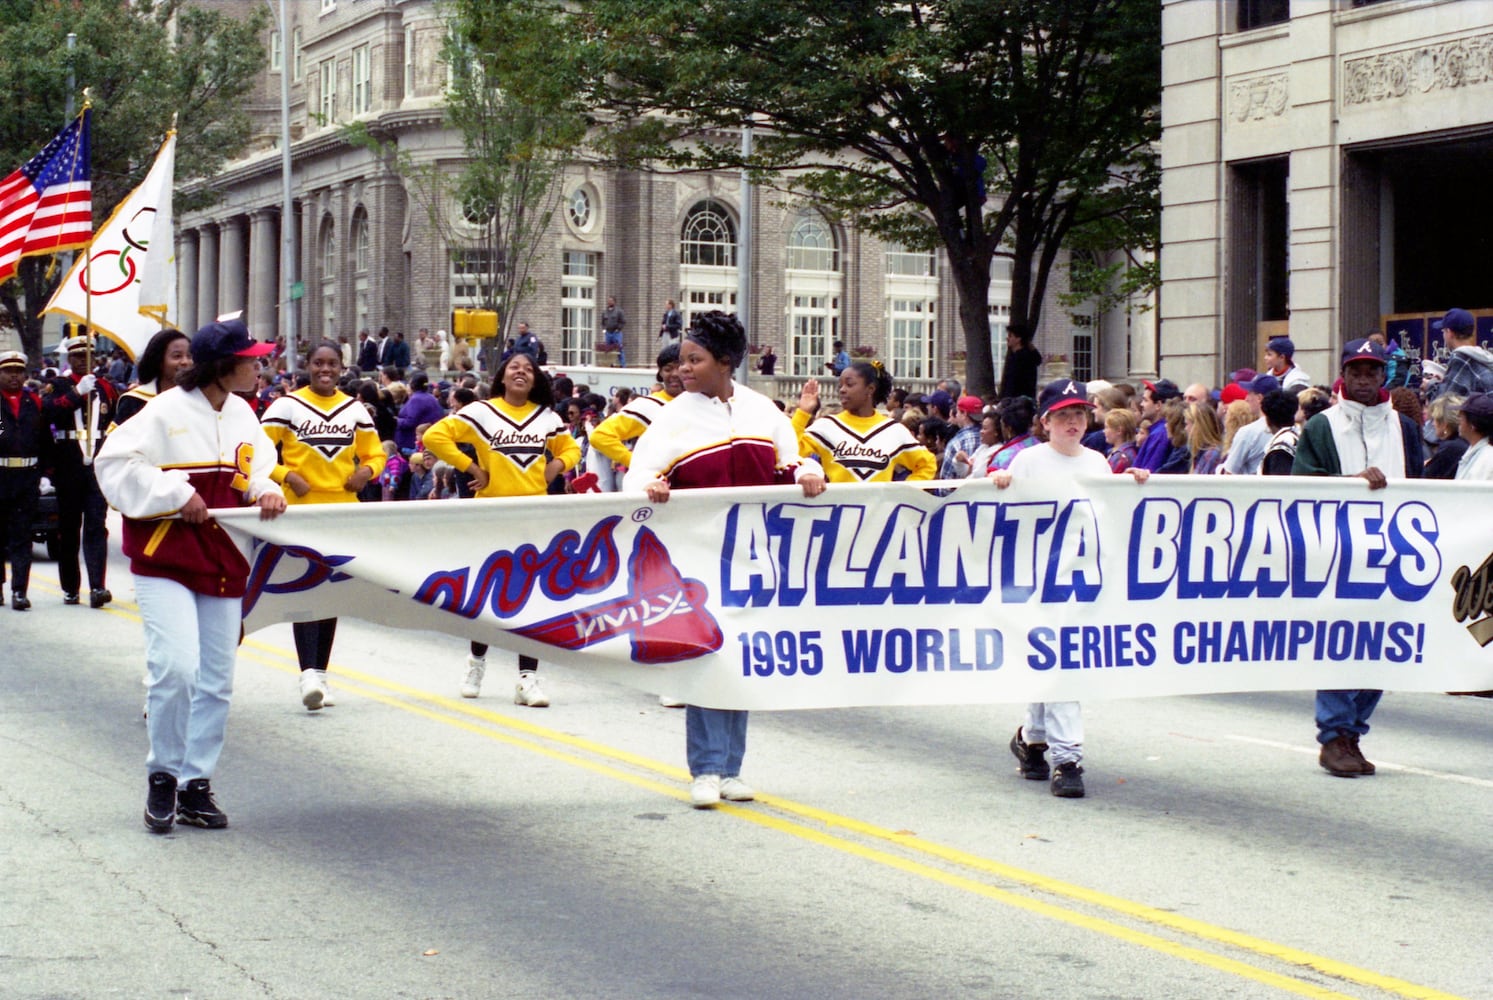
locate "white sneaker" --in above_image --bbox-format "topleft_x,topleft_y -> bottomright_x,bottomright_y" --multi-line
514,671 -> 550,708
299,670 -> 326,711
316,670 -> 335,707
658,695 -> 685,708
461,655 -> 486,698
719,776 -> 755,802
690,774 -> 721,808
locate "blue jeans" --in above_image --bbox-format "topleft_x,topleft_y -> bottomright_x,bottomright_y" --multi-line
137,575 -> 242,783
1315,689 -> 1383,742
604,329 -> 624,366
686,706 -> 747,778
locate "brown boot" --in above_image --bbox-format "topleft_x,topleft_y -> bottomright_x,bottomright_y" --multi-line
1319,734 -> 1365,777
1347,735 -> 1375,775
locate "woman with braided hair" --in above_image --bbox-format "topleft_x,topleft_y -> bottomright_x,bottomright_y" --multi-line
624,311 -> 826,808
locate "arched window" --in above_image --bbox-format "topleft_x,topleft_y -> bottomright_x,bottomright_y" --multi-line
352,211 -> 370,273
351,210 -> 370,335
787,210 -> 838,272
680,200 -> 737,267
319,217 -> 336,339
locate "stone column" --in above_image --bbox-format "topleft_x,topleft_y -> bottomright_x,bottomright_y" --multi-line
248,210 -> 279,343
218,216 -> 247,318
196,224 -> 219,323
176,232 -> 199,334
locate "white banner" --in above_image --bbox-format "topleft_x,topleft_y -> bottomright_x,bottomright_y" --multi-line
218,476 -> 1493,710
43,132 -> 176,360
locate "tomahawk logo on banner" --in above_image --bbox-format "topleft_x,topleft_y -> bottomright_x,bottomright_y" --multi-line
217,476 -> 1493,710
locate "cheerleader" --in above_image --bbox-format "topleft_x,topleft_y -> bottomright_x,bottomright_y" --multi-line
110,327 -> 191,429
792,361 -> 936,482
422,351 -> 580,705
260,341 -> 386,710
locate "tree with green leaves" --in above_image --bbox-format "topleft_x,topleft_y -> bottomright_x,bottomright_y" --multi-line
542,0 -> 1159,395
421,1 -> 590,349
0,0 -> 267,364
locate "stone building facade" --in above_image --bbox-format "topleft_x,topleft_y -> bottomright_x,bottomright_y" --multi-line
175,0 -> 1143,388
1161,0 -> 1493,388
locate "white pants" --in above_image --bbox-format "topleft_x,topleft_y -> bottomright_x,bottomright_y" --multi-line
583,445 -> 619,492
1023,701 -> 1083,766
136,575 -> 242,783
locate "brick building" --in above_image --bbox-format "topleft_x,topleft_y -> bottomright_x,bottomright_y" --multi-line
175,0 -> 1146,388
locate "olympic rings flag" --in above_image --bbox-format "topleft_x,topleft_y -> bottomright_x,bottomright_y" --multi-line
217,476 -> 1493,711
44,132 -> 176,360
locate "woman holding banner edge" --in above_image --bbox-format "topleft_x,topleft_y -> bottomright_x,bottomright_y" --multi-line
624,311 -> 826,808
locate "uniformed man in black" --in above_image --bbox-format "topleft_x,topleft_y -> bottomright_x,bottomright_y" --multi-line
45,332 -> 118,608
0,351 -> 51,610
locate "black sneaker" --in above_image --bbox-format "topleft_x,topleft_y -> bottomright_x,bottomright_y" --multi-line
62,592 -> 80,605
176,778 -> 229,829
11,592 -> 29,611
1050,761 -> 1086,798
144,772 -> 177,833
89,588 -> 112,609
1010,728 -> 1050,781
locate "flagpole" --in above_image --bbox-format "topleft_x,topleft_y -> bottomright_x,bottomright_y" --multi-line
80,91 -> 96,466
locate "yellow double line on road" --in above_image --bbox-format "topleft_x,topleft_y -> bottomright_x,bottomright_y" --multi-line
66,581 -> 1463,1000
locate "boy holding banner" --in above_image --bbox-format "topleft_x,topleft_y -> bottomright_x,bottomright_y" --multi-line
990,379 -> 1150,797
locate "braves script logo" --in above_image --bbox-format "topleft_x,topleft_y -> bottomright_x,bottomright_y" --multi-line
1450,552 -> 1493,647
414,516 -> 722,664
242,543 -> 356,616
515,529 -> 723,663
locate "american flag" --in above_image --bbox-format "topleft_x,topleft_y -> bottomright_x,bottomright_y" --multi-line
0,109 -> 93,285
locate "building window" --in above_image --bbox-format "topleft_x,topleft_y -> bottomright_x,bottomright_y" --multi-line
566,186 -> 594,233
1070,313 -> 1094,382
293,28 -> 303,81
888,299 -> 935,380
319,219 -> 337,340
320,0 -> 336,13
451,249 -> 501,309
684,289 -> 738,328
404,25 -> 416,97
270,30 -> 282,72
1237,0 -> 1288,31
786,210 -> 838,272
352,45 -> 372,116
561,251 -> 598,366
680,200 -> 736,267
885,243 -> 940,381
318,59 -> 338,125
352,211 -> 370,336
787,296 -> 837,377
886,247 -> 936,278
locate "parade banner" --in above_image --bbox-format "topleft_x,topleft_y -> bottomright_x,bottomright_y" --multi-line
218,476 -> 1493,710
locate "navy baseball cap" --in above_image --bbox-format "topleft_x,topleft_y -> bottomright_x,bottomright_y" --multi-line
1433,308 -> 1475,335
1462,392 -> 1493,423
1266,337 -> 1295,357
1241,373 -> 1280,395
1038,379 -> 1094,417
1340,338 -> 1388,367
190,318 -> 274,364
925,389 -> 954,413
1143,378 -> 1181,402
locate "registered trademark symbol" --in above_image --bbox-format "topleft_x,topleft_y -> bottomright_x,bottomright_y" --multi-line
631,507 -> 652,522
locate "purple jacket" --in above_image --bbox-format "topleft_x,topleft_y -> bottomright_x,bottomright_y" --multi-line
396,390 -> 445,451
1133,423 -> 1172,472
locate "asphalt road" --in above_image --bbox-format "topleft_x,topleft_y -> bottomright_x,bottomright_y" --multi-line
3,520 -> 1490,1000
